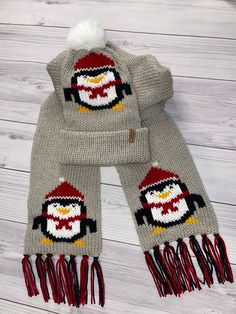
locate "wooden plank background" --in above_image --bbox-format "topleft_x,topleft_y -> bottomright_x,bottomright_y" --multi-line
0,1 -> 235,313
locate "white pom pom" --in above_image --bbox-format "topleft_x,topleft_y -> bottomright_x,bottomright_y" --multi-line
152,161 -> 159,167
59,177 -> 65,183
67,19 -> 107,51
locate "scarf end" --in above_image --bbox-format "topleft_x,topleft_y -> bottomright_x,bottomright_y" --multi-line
144,233 -> 234,297
21,254 -> 105,307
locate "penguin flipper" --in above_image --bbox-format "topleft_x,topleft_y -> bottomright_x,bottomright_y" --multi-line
135,207 -> 154,226
194,194 -> 206,208
123,83 -> 132,96
64,87 -> 81,104
32,215 -> 43,230
186,193 -> 206,210
63,87 -> 73,101
85,218 -> 97,234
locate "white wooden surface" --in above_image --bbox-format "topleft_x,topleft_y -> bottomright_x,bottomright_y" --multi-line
0,1 -> 236,313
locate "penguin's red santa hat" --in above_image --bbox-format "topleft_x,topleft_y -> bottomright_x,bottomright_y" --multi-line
74,53 -> 115,73
138,162 -> 180,192
45,179 -> 84,201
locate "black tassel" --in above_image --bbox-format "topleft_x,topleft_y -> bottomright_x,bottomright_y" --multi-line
153,245 -> 174,296
189,235 -> 213,287
69,255 -> 80,307
202,234 -> 225,284
214,233 -> 234,283
90,257 -> 105,307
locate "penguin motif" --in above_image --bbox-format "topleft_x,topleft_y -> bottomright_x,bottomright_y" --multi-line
32,181 -> 96,246
63,52 -> 132,112
135,165 -> 206,235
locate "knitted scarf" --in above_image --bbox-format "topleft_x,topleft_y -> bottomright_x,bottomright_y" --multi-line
22,20 -> 233,308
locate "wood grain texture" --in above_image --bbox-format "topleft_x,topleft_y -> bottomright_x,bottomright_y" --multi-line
0,300 -> 56,314
1,24 -> 236,80
0,0 -> 236,313
1,0 -> 236,38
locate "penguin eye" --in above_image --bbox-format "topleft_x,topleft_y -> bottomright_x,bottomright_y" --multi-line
71,204 -> 77,208
150,191 -> 155,196
52,203 -> 58,207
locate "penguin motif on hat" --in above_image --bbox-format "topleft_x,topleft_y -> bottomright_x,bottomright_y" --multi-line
63,52 -> 132,112
32,180 -> 96,246
135,163 -> 206,235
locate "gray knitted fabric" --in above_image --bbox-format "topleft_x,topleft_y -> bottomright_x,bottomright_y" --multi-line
22,36 -> 233,307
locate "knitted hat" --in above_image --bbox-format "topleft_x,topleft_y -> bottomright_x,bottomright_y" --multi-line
22,19 -> 233,309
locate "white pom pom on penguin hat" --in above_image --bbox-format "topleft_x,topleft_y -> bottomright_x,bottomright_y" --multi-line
66,19 -> 107,51
152,161 -> 159,167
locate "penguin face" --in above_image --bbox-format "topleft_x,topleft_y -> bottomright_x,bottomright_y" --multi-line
75,69 -> 119,108
145,183 -> 182,204
47,201 -> 81,219
76,70 -> 115,88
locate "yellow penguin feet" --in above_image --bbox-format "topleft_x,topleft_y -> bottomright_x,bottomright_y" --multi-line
112,103 -> 125,110
77,106 -> 92,112
73,239 -> 86,247
184,216 -> 200,225
40,237 -> 53,244
152,226 -> 166,235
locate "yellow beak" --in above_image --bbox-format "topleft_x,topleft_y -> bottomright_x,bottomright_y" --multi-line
156,191 -> 171,199
57,208 -> 71,215
86,75 -> 105,84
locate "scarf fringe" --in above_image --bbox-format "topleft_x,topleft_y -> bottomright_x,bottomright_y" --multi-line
145,233 -> 233,297
35,253 -> 50,302
21,254 -> 105,307
80,255 -> 89,306
22,255 -> 39,297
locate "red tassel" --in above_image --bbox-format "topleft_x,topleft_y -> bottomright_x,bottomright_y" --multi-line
214,233 -> 234,283
80,255 -> 89,305
56,254 -> 72,305
144,251 -> 166,297
90,257 -> 105,306
44,254 -> 62,304
189,235 -> 213,287
176,238 -> 202,292
35,254 -> 50,302
69,255 -> 80,307
163,242 -> 186,296
22,255 -> 39,297
91,259 -> 95,305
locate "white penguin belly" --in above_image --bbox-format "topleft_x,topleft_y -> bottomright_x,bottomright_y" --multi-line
151,199 -> 189,224
47,219 -> 81,239
79,85 -> 117,107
